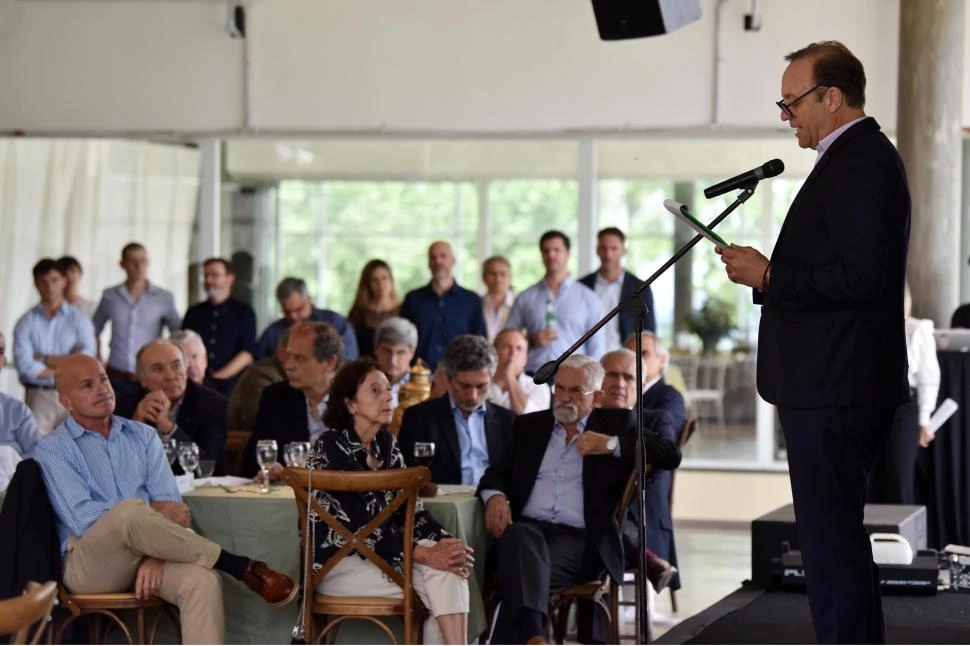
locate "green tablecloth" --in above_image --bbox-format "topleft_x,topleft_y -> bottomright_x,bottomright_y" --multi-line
182,483 -> 486,644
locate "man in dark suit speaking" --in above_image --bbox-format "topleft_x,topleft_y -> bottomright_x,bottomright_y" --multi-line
719,41 -> 910,643
478,354 -> 681,644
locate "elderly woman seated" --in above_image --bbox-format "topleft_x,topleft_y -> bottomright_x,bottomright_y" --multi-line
306,357 -> 473,644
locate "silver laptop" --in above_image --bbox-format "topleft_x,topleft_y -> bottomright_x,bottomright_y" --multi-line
934,328 -> 970,352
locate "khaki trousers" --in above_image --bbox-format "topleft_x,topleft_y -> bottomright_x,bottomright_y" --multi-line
316,540 -> 469,645
24,387 -> 66,436
63,499 -> 225,644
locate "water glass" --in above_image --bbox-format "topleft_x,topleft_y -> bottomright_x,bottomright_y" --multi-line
177,442 -> 200,476
163,438 -> 178,466
256,439 -> 278,494
284,441 -> 311,468
413,442 -> 435,468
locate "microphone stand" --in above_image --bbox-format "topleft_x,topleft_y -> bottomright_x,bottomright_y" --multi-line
532,183 -> 756,644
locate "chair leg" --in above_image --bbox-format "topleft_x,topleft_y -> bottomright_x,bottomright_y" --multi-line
670,587 -> 679,614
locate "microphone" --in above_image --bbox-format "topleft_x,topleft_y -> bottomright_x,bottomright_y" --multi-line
703,159 -> 785,199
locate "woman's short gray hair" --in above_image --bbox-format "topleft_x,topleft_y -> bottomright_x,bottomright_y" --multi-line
440,335 -> 498,378
374,317 -> 418,349
560,354 -> 605,391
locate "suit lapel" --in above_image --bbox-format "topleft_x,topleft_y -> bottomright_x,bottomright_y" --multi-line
483,403 -> 501,462
177,381 -> 196,436
434,396 -> 462,472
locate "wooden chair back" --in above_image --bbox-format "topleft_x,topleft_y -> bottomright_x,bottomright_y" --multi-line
281,465 -> 431,644
0,581 -> 57,645
225,430 -> 252,476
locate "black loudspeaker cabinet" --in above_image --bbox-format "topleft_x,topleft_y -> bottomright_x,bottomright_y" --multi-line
751,503 -> 927,586
590,0 -> 702,40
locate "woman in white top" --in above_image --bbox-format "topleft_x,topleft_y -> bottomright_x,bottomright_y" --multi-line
868,283 -> 941,504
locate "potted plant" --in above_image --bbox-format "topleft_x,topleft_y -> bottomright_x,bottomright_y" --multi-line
685,297 -> 737,355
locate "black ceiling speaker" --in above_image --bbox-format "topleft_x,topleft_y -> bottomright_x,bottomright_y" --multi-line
591,0 -> 702,40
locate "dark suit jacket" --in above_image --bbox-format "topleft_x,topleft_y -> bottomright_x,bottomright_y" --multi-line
242,381 -> 310,477
477,407 -> 680,584
756,117 -> 910,410
398,395 -> 516,485
621,409 -> 681,587
641,377 -> 687,436
0,460 -> 61,601
116,380 -> 229,475
579,270 -> 656,339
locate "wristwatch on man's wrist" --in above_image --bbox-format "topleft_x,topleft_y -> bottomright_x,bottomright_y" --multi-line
606,436 -> 618,452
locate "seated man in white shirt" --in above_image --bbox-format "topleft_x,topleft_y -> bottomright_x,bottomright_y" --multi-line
373,317 -> 418,407
487,329 -> 551,414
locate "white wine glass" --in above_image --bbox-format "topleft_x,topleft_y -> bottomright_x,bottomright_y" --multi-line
177,442 -> 200,476
284,441 -> 311,468
256,439 -> 278,494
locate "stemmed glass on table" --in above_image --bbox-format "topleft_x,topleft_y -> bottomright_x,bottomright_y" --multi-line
256,439 -> 279,494
177,442 -> 200,477
284,441 -> 311,468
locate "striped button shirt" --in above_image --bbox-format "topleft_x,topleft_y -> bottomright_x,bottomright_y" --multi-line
520,415 -> 591,529
12,303 -> 97,386
32,415 -> 181,553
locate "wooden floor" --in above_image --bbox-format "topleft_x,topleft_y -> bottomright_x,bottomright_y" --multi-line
615,522 -> 751,643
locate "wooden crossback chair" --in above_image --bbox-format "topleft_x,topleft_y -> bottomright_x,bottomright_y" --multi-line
547,468 -> 638,645
0,580 -> 57,645
225,430 -> 253,476
282,465 -> 431,645
52,589 -> 180,645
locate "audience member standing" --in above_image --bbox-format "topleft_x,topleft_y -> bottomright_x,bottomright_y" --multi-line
487,329 -> 550,414
482,255 -> 514,342
256,277 -> 358,361
0,331 -> 40,456
400,241 -> 486,370
13,259 -> 97,435
869,283 -> 941,505
182,258 -> 257,395
506,231 -> 605,374
347,259 -> 402,359
56,256 -> 97,318
579,227 -> 656,350
93,243 -> 181,400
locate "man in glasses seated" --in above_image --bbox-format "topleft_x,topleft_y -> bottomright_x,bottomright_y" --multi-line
33,355 -> 296,644
115,339 -> 228,476
399,334 -> 515,486
478,354 -> 681,645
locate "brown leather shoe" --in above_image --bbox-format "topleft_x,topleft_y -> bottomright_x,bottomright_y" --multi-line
646,554 -> 677,594
243,560 -> 297,606
526,636 -> 548,645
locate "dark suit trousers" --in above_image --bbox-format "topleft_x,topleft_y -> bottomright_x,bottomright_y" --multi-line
780,405 -> 895,645
868,395 -> 919,505
491,519 -> 601,644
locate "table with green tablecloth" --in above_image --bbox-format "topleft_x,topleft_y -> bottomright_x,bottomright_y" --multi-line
182,483 -> 487,644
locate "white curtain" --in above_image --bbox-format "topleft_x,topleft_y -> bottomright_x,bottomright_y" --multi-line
0,138 -> 201,397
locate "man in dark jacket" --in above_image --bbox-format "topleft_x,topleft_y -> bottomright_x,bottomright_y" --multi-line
115,339 -> 228,475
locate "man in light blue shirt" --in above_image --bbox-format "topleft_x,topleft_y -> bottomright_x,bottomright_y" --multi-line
505,231 -> 606,373
13,259 -> 97,435
32,354 -> 296,643
93,242 -> 181,400
0,331 -> 40,456
398,335 -> 515,486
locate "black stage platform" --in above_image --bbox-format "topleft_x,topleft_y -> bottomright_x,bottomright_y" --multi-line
655,583 -> 970,644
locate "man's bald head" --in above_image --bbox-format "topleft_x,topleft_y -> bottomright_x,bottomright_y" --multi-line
56,355 -> 116,423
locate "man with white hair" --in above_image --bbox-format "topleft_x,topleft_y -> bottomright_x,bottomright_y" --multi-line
373,317 -> 418,408
478,354 -> 681,644
623,331 -> 687,435
169,330 -> 208,386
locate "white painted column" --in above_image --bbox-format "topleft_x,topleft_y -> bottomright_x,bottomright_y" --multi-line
197,138 -> 222,260
576,139 -> 598,276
